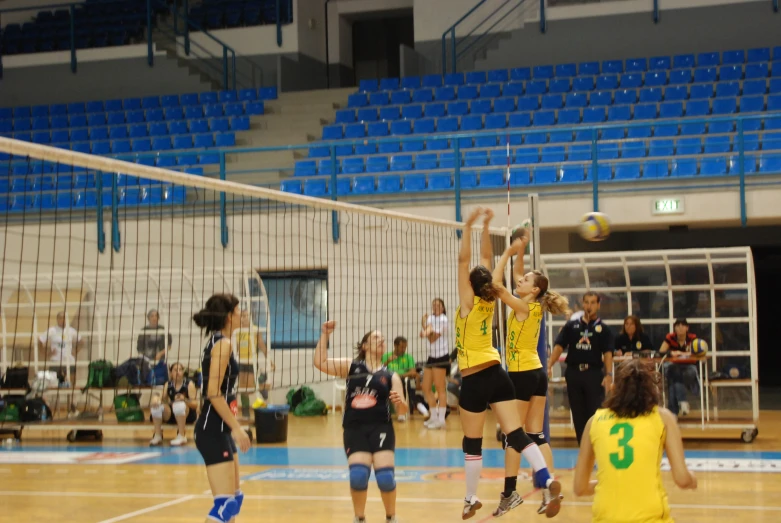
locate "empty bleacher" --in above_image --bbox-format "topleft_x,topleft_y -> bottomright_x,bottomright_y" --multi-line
284,47 -> 781,196
0,87 -> 278,211
189,0 -> 293,30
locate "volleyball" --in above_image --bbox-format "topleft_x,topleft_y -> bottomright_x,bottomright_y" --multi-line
511,218 -> 532,242
579,212 -> 611,241
691,338 -> 708,355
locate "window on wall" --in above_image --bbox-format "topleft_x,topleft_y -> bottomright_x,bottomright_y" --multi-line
259,270 -> 328,349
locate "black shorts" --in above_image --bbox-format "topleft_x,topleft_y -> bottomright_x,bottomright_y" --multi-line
343,422 -> 395,457
426,354 -> 451,375
194,413 -> 237,466
459,364 -> 516,413
148,409 -> 197,425
509,368 -> 548,402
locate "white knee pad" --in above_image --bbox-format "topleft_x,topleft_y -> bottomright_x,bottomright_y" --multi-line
172,401 -> 187,417
150,404 -> 165,419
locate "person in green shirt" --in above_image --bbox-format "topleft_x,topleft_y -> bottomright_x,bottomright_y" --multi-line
381,336 -> 418,421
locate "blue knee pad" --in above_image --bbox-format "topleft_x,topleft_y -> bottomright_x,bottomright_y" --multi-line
375,467 -> 396,493
208,496 -> 238,523
234,490 -> 244,515
349,464 -> 371,491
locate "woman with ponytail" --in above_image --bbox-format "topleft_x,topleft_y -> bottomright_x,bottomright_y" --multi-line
455,208 -> 560,520
313,321 -> 407,523
192,293 -> 250,523
492,231 -> 571,515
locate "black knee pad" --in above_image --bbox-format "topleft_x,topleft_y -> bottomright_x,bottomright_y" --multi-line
528,431 -> 548,446
462,436 -> 483,456
505,428 -> 533,452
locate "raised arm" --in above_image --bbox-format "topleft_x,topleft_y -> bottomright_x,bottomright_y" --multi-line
492,239 -> 530,319
513,225 -> 531,284
458,208 -> 483,313
573,417 -> 598,496
660,407 -> 697,489
479,208 -> 495,270
313,321 -> 351,379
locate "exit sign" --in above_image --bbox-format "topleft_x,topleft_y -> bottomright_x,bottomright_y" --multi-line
652,198 -> 684,215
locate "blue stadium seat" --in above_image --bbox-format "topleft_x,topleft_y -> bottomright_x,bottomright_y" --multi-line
645,71 -> 667,87
390,90 -> 411,105
525,131 -> 548,145
151,136 -> 172,150
505,68 -> 527,82
32,105 -> 50,118
390,120 -> 412,136
614,163 -> 641,180
693,67 -> 717,83
541,94 -> 563,109
748,47 -> 771,63
701,157 -> 728,176
526,80 -> 548,95
461,115 -> 483,131
573,77 -> 595,92
448,101 -> 469,116
477,169 -> 504,188
303,179 -> 327,197
686,100 -> 710,117
471,99 -> 492,115
141,96 -> 160,109
341,157 -> 364,174
719,65 -> 742,82
566,92 -> 588,108
663,85 -> 687,101
677,137 -> 702,155
89,127 -> 109,141
620,73 -> 643,88
659,101 -> 683,119
49,115 -> 68,129
214,132 -> 235,147
516,96 -> 539,112
532,65 -> 553,79
356,108 -> 377,122
541,146 -> 566,163
716,82 -> 740,98
211,118 -> 230,133
379,107 -> 401,121
359,155 -> 386,173
634,104 -> 658,120
505,167 -> 529,186
458,85 -> 478,99
370,92 -> 390,106
670,159 -> 697,177
223,103 -> 244,117
345,123 -> 366,139
428,173 -> 451,190
32,131 -> 50,144
51,129 -> 70,143
669,69 -> 693,85
348,93 -> 368,108
69,128 -> 88,142
608,106 -> 631,121
420,102 -> 442,118
516,147 -> 539,164
639,87 -> 663,103
399,105 -> 422,120
590,91 -> 612,107
603,60 -> 623,74
596,75 -> 618,90
704,135 -> 731,154
403,173 -> 427,192
681,122 -> 706,135
721,49 -> 745,65
411,89 -> 432,104
712,98 -> 737,115
558,109 -> 580,125
643,160 -> 669,178
92,141 -> 111,155
502,82 -> 523,97
729,155 -> 757,174
295,160 -> 317,176
549,79 -> 571,94
367,121 -> 388,137
434,87 -> 455,102
579,62 -> 600,76
759,155 -> 781,173
626,58 -> 647,73
377,174 -> 401,193
745,63 -> 768,80
689,84 -> 713,99
464,150 -> 487,167
568,144 -> 591,162
359,79 -> 378,93
202,104 -> 222,118
388,154 -> 412,171
743,79 -> 767,96
649,139 -> 674,157
534,111 -> 556,126
621,142 -> 646,158
486,69 -> 508,83
132,138 -> 152,152
480,83 -> 502,98
534,166 -> 557,184
583,107 -> 606,124
122,98 -> 141,111
237,89 -> 257,103
597,142 -> 620,158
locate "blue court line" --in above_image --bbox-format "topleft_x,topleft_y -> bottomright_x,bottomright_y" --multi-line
6,445 -> 781,468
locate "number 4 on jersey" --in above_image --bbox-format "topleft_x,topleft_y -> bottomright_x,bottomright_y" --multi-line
480,319 -> 488,335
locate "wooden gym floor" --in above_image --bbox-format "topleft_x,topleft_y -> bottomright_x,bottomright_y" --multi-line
1,411 -> 780,522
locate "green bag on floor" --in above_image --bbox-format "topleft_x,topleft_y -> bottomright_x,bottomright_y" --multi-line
114,393 -> 144,422
286,386 -> 327,417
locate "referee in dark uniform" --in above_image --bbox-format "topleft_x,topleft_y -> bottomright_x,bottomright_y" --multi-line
547,292 -> 614,444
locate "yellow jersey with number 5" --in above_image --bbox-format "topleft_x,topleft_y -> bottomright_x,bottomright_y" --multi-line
506,302 -> 543,372
455,296 -> 499,371
590,407 -> 672,523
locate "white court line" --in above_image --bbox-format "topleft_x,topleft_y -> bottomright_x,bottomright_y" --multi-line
95,495 -> 195,523
0,491 -> 778,512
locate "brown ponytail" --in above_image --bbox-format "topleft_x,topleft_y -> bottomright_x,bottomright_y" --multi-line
470,265 -> 499,302
355,330 -> 373,360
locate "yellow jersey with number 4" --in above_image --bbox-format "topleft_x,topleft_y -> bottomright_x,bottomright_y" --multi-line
455,297 -> 498,371
590,407 -> 672,523
506,302 -> 543,372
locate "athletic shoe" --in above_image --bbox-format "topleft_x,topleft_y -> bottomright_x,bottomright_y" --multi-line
352,518 -> 366,523
539,479 -> 562,518
385,517 -> 397,523
397,414 -> 407,422
417,403 -> 430,417
170,434 -> 187,447
462,496 -> 483,520
680,401 -> 690,416
149,433 -> 163,447
426,419 -> 446,430
492,491 -> 523,517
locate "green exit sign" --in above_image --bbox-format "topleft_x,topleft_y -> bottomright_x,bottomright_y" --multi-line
652,198 -> 684,215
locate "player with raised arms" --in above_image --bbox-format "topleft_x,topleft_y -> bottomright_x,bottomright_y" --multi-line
573,358 -> 697,522
492,230 -> 571,514
192,293 -> 251,523
456,207 -> 561,519
314,320 -> 407,523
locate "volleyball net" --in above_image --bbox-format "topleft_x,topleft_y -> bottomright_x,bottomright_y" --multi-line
0,137 -> 512,423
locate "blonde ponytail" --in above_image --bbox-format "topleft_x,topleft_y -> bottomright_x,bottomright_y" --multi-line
540,290 -> 571,317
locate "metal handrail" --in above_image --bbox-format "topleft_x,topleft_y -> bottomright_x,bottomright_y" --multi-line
456,0 -> 528,64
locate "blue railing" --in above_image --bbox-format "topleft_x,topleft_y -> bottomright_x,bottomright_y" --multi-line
441,0 -> 530,75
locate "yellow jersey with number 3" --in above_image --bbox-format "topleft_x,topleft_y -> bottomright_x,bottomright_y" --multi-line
455,297 -> 498,370
506,302 -> 543,372
590,407 -> 672,523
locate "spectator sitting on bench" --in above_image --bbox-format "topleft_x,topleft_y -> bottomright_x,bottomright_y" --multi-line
137,309 -> 173,384
149,361 -> 198,447
38,311 -> 83,385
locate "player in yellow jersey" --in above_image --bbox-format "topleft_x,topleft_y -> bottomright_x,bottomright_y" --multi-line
456,208 -> 561,520
573,359 -> 697,523
492,231 -> 571,514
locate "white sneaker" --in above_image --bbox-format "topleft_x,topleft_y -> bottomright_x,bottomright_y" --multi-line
426,419 -> 446,430
170,434 -> 188,447
149,433 -> 163,447
397,414 -> 407,422
417,403 -> 430,417
680,401 -> 690,416
462,495 -> 483,520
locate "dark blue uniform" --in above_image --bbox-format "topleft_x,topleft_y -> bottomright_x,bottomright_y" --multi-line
342,360 -> 396,456
195,333 -> 240,465
164,377 -> 197,425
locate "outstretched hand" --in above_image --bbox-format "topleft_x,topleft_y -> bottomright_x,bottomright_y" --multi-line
321,320 -> 336,335
483,208 -> 495,223
465,207 -> 483,226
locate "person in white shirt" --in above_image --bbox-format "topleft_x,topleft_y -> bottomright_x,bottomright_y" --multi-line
38,311 -> 82,380
419,298 -> 450,429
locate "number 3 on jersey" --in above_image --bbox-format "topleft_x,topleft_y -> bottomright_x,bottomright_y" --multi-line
609,422 -> 634,469
480,319 -> 488,335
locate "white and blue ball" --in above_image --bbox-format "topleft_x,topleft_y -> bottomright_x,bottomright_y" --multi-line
579,212 -> 611,242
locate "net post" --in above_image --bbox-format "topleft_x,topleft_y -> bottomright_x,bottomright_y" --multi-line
111,172 -> 121,251
528,193 -> 549,442
330,145 -> 340,242
95,169 -> 106,253
454,139 -> 462,238
220,151 -> 228,247
590,128 -> 599,212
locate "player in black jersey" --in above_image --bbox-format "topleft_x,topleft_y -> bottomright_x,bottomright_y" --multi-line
192,294 -> 251,523
314,320 -> 407,523
149,361 -> 198,447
